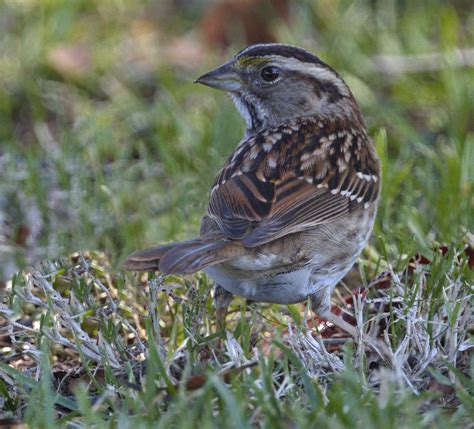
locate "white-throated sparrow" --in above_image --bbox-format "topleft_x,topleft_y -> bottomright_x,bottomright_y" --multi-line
124,44 -> 381,337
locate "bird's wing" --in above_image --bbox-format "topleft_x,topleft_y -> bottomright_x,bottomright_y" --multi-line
206,118 -> 380,247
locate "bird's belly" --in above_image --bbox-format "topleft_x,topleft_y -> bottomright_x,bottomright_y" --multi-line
204,264 -> 313,304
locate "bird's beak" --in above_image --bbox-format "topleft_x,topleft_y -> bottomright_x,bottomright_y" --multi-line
194,59 -> 242,92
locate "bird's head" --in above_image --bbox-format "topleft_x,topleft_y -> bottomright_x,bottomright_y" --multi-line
195,43 -> 363,134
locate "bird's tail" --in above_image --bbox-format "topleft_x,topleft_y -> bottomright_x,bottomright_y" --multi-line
122,238 -> 243,274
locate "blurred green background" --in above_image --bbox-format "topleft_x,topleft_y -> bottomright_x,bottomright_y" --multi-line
0,0 -> 473,282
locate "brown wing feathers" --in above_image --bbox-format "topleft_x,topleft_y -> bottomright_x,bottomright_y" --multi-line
208,173 -> 275,239
123,117 -> 380,273
242,185 -> 349,247
207,117 -> 380,246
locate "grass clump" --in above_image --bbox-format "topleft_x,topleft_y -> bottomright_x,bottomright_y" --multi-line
1,245 -> 472,427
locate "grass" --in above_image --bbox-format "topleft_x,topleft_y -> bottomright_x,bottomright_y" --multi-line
0,0 -> 473,427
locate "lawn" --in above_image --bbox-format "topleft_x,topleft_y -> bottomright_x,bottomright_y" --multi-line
0,0 -> 473,427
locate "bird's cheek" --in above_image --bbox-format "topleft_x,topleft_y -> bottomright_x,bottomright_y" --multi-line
250,79 -> 263,90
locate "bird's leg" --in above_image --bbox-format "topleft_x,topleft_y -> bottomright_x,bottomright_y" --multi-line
213,285 -> 233,341
310,290 -> 388,358
310,288 -> 357,335
317,307 -> 359,338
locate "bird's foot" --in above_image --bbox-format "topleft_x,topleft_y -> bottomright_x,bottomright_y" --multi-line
317,309 -> 389,359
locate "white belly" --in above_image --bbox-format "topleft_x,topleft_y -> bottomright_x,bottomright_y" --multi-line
204,264 -> 314,304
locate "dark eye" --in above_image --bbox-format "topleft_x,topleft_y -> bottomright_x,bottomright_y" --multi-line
260,66 -> 280,82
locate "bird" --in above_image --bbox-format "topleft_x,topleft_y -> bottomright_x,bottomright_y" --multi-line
123,43 -> 381,338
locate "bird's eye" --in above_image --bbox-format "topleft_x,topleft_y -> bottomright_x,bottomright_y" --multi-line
260,66 -> 280,82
